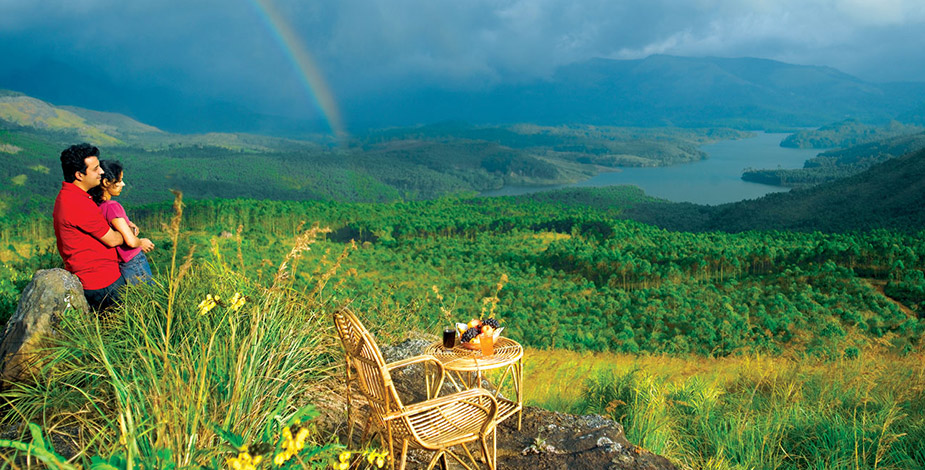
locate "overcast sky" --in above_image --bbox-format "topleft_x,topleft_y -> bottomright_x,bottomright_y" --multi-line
2,0 -> 925,125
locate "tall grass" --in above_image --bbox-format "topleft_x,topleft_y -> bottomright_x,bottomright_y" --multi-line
0,194 -> 348,468
524,349 -> 925,470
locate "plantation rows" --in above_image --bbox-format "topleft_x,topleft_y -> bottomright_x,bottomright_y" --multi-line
135,197 -> 925,357
3,194 -> 924,357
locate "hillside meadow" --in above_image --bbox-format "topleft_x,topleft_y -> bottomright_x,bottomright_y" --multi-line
1,191 -> 923,469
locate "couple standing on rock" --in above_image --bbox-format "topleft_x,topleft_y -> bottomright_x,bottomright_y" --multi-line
53,143 -> 155,311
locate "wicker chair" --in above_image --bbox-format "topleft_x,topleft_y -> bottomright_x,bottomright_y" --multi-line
332,306 -> 371,445
333,309 -> 499,470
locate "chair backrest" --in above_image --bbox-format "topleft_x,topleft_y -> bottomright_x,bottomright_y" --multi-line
333,309 -> 410,435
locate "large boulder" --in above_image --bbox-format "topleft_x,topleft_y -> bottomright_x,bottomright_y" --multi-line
0,268 -> 88,387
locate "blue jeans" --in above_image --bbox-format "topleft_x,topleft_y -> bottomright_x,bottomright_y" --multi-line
84,275 -> 126,311
121,252 -> 153,285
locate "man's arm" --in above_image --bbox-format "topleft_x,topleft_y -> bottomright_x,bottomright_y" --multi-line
100,228 -> 124,248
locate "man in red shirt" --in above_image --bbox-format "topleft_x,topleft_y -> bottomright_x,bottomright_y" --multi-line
53,143 -> 126,310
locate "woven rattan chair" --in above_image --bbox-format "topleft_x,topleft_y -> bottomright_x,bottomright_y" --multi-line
332,306 -> 371,445
333,309 -> 499,470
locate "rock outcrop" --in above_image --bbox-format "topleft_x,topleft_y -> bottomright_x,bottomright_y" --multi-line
317,339 -> 679,470
0,268 -> 88,387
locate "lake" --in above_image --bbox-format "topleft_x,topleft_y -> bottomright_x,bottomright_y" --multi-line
482,132 -> 824,206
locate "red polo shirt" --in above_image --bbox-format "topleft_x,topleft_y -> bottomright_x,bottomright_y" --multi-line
53,182 -> 121,290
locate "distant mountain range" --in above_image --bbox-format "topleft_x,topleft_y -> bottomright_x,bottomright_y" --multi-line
3,55 -> 925,134
348,55 -> 925,130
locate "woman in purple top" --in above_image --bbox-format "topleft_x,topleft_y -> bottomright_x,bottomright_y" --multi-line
89,160 -> 156,285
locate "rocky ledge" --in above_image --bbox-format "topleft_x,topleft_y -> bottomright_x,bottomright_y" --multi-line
315,339 -> 679,470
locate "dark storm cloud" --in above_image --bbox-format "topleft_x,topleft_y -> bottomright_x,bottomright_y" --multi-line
2,0 -> 924,122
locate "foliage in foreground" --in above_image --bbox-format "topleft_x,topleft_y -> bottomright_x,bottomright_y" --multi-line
0,212 -> 361,468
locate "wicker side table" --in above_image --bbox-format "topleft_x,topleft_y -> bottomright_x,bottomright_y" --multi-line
424,337 -> 524,429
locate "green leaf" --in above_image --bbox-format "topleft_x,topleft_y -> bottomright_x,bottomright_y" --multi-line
88,462 -> 122,470
211,425 -> 244,449
27,422 -> 47,451
286,404 -> 318,426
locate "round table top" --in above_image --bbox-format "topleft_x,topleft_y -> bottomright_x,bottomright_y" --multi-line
424,337 -> 523,372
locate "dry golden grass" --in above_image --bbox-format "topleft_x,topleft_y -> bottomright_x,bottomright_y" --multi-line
522,347 -> 925,411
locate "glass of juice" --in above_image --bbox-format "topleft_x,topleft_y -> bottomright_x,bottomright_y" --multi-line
443,327 -> 456,349
479,332 -> 494,356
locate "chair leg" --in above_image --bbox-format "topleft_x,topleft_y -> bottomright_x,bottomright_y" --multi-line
359,411 -> 374,445
480,429 -> 496,470
380,433 -> 394,470
424,450 -> 448,470
344,363 -> 355,444
398,439 -> 410,470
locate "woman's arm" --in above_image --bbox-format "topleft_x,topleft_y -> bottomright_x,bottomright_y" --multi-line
110,217 -> 155,252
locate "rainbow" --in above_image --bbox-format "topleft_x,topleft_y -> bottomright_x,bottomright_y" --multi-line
249,0 -> 346,139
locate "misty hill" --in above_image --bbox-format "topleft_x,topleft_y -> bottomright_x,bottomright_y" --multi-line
351,55 -> 925,131
0,91 -> 132,145
0,59 -> 320,135
59,105 -> 163,136
6,56 -> 925,134
0,90 -> 326,153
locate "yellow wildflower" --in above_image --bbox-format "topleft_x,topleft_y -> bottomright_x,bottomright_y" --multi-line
226,451 -> 261,470
274,425 -> 309,466
197,294 -> 219,315
229,292 -> 246,311
295,428 -> 309,451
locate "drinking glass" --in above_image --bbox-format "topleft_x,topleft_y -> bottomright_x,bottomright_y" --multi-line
479,333 -> 494,356
442,327 -> 456,349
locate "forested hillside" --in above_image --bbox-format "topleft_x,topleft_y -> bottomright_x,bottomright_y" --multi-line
710,147 -> 925,232
780,119 -> 923,149
530,146 -> 925,233
0,94 -> 752,218
743,124 -> 925,187
5,192 -> 923,359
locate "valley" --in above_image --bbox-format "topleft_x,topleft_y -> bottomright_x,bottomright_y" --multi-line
0,89 -> 923,470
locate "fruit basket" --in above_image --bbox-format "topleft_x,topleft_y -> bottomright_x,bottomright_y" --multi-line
456,318 -> 503,350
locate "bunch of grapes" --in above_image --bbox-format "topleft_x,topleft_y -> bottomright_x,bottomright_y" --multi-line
460,328 -> 479,343
460,317 -> 503,343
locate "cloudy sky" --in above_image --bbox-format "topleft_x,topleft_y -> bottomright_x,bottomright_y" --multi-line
2,0 -> 924,130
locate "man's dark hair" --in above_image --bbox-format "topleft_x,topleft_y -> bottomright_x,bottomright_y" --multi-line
60,143 -> 100,183
89,159 -> 124,205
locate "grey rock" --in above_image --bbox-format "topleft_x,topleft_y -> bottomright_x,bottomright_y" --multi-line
0,269 -> 88,387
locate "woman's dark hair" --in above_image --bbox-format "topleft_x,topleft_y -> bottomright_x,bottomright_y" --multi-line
60,143 -> 100,183
89,159 -> 125,205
